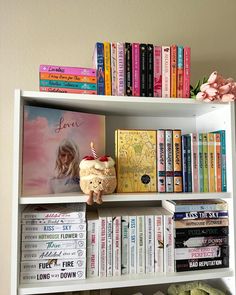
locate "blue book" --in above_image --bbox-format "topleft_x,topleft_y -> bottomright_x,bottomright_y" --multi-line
181,135 -> 188,192
40,80 -> 97,90
93,42 -> 105,95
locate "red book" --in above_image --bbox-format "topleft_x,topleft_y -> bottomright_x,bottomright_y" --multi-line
132,43 -> 140,96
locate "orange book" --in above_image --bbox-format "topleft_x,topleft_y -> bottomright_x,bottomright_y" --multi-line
214,133 -> 222,192
104,42 -> 112,95
170,45 -> 177,98
40,72 -> 96,83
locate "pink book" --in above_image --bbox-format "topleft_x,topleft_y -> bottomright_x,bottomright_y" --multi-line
153,46 -> 162,97
162,46 -> 170,98
157,130 -> 166,192
40,65 -> 96,76
117,42 -> 125,96
111,43 -> 118,96
132,43 -> 140,96
40,87 -> 97,95
183,47 -> 191,98
190,133 -> 199,192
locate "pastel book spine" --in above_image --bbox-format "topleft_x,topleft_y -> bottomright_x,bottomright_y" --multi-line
132,43 -> 140,96
87,217 -> 99,278
113,215 -> 121,276
183,46 -> 191,98
137,215 -> 145,274
203,133 -> 209,192
173,130 -> 182,192
214,130 -> 226,191
186,134 -> 192,192
154,215 -> 164,272
93,42 -> 105,95
157,129 -> 166,192
162,46 -> 171,97
190,133 -> 199,192
125,42 -> 132,96
170,45 -> 177,98
163,215 -> 174,273
104,42 -> 112,95
214,133 -> 222,192
145,215 -> 155,273
40,72 -> 97,83
121,216 -> 129,275
177,46 -> 184,98
117,42 -> 125,96
40,87 -> 97,94
147,44 -> 154,97
111,42 -> 118,96
40,80 -> 97,90
182,135 -> 188,192
165,130 -> 174,192
39,65 -> 96,76
140,43 -> 147,97
129,215 -> 137,274
99,216 -> 107,277
208,133 -> 215,192
106,216 -> 113,277
153,45 -> 162,97
198,133 -> 204,192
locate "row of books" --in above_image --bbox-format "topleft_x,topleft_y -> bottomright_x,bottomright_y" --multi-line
162,199 -> 229,272
39,65 -> 98,94
93,42 -> 191,98
20,204 -> 87,283
115,129 -> 227,194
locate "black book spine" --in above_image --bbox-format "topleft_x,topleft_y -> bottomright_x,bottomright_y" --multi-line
175,226 -> 229,239
175,235 -> 229,248
125,43 -> 132,96
140,44 -> 147,97
147,44 -> 154,97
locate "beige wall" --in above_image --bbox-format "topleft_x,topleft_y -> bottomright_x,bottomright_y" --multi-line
0,0 -> 236,294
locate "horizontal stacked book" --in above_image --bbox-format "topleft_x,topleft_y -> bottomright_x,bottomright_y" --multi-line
162,199 -> 229,272
39,65 -> 97,94
93,42 -> 191,98
86,207 -> 175,277
115,129 -> 227,194
20,203 -> 86,283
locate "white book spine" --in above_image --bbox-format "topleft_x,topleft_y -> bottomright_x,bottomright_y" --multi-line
21,218 -> 86,225
137,215 -> 145,274
113,216 -> 121,276
87,219 -> 98,278
164,215 -> 174,273
21,231 -> 86,241
154,215 -> 164,272
22,239 -> 85,251
129,216 -> 137,274
165,130 -> 173,192
22,223 -> 86,233
106,216 -> 113,277
145,215 -> 155,273
121,216 -> 129,275
175,246 -> 222,260
99,217 -> 107,277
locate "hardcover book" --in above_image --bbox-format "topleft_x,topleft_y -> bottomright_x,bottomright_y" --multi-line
22,105 -> 105,196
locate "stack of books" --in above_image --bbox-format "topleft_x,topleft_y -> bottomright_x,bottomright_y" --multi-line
39,65 -> 97,94
93,42 -> 191,98
162,199 -> 229,272
20,203 -> 86,283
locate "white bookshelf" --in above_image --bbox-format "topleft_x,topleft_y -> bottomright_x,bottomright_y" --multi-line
11,90 -> 236,295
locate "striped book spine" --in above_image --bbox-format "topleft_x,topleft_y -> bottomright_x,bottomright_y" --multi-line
170,45 -> 177,98
183,47 -> 191,98
153,46 -> 162,97
132,43 -> 140,96
177,46 -> 184,98
162,46 -> 170,98
104,42 -> 112,95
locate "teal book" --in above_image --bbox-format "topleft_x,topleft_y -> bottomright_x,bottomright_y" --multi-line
40,79 -> 97,90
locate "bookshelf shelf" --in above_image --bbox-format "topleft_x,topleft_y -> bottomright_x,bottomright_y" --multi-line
12,90 -> 236,295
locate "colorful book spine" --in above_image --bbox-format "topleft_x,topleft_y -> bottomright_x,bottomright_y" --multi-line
106,216 -> 113,277
40,80 -> 97,90
182,135 -> 188,192
165,130 -> 174,192
125,42 -> 132,96
111,43 -> 118,96
214,133 -> 222,192
198,133 -> 204,192
121,216 -> 129,275
40,72 -> 97,83
214,130 -> 226,191
173,129 -> 182,192
175,236 -> 229,248
177,46 -> 184,98
190,133 -> 199,192
145,215 -> 155,274
104,42 -> 112,95
93,42 -> 105,95
208,133 -> 215,192
99,216 -> 107,277
186,135 -> 192,192
153,46 -> 162,97
140,44 -> 147,97
163,215 -> 174,273
183,47 -> 191,98
157,129 -> 166,192
40,87 -> 97,94
203,133 -> 209,192
113,216 -> 121,276
162,46 -> 170,97
117,42 -> 125,96
170,45 -> 177,98
154,215 -> 164,272
147,44 -> 154,97
129,215 -> 137,274
137,215 -> 145,274
175,226 -> 229,239
132,43 -> 140,96
40,65 -> 96,76
175,218 -> 229,229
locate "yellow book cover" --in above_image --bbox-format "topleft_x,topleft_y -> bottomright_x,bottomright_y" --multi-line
104,42 -> 112,95
115,129 -> 157,193
173,129 -> 182,192
208,133 -> 215,192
